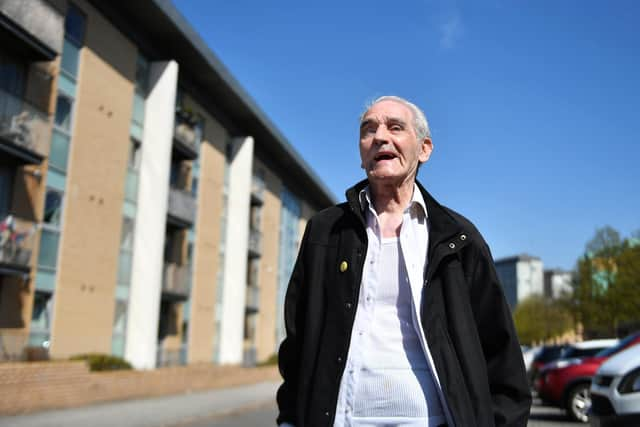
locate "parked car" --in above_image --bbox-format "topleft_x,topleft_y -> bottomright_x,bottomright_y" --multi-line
529,340 -> 616,386
535,332 -> 640,423
544,339 -> 620,371
529,344 -> 566,384
590,344 -> 640,427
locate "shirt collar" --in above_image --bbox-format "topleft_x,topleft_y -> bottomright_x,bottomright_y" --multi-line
358,183 -> 428,220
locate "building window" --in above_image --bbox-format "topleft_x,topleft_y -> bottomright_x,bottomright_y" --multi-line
0,53 -> 25,96
37,229 -> 60,269
64,4 -> 86,45
43,189 -> 63,226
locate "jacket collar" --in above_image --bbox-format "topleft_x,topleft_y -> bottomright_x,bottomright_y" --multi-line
345,178 -> 463,253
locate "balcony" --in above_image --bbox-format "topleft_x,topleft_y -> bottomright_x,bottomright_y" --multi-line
172,113 -> 199,160
250,177 -> 265,206
245,284 -> 260,314
0,332 -> 30,362
156,343 -> 187,367
166,187 -> 196,228
0,89 -> 51,166
161,262 -> 191,301
0,0 -> 64,60
0,215 -> 37,277
248,228 -> 261,258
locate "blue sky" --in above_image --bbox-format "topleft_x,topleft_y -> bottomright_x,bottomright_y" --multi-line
174,0 -> 640,270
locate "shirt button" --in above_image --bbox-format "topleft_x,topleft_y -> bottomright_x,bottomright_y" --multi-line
337,356 -> 343,363
449,242 -> 456,249
345,302 -> 352,310
325,411 -> 330,417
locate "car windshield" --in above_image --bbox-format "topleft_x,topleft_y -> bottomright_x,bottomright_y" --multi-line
534,346 -> 565,363
596,333 -> 640,358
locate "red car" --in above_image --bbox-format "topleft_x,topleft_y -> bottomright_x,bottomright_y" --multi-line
534,332 -> 640,423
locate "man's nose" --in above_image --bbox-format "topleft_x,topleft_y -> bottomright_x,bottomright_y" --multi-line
373,125 -> 390,143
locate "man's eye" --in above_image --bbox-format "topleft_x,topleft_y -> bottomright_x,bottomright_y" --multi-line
389,125 -> 402,131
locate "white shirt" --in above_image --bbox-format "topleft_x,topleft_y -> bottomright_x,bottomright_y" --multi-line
332,185 -> 453,427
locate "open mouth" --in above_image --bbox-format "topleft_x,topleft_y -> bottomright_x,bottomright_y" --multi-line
374,152 -> 397,161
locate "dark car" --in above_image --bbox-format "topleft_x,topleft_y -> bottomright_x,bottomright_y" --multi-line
529,345 -> 565,383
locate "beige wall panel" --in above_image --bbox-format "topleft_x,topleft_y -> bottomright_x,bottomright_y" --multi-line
185,99 -> 228,363
253,158 -> 283,362
50,1 -> 137,357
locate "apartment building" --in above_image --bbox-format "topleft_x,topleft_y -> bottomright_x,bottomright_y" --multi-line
543,269 -> 573,299
494,253 -> 544,309
0,0 -> 334,369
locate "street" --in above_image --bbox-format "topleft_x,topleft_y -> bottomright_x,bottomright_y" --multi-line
184,399 -> 581,427
0,382 -> 586,427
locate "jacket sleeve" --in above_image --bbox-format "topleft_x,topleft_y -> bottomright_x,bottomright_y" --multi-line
276,221 -> 311,426
469,241 -> 532,426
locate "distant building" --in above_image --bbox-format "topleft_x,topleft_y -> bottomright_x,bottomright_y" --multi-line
544,269 -> 573,299
0,0 -> 334,368
494,254 -> 544,309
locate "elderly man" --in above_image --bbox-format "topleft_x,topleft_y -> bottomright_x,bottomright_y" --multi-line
277,96 -> 531,427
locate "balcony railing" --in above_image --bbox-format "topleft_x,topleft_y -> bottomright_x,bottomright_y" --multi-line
251,177 -> 265,206
0,0 -> 64,60
245,285 -> 260,314
156,343 -> 187,367
248,228 -> 262,258
0,89 -> 51,165
0,332 -> 28,362
173,113 -> 199,160
167,187 -> 196,228
0,215 -> 38,276
161,262 -> 191,300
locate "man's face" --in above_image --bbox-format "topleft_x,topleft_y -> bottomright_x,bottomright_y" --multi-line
359,100 -> 432,184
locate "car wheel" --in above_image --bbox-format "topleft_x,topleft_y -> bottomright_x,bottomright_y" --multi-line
566,382 -> 591,423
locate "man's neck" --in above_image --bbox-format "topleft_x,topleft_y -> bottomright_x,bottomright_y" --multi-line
368,177 -> 415,237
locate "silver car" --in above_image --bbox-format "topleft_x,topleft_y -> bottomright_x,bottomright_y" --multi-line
590,343 -> 640,426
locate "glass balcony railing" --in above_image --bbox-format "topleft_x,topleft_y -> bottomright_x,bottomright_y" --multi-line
0,215 -> 38,275
248,228 -> 262,258
161,262 -> 191,300
172,112 -> 199,160
245,284 -> 260,314
251,177 -> 265,205
0,89 -> 51,165
167,187 -> 196,228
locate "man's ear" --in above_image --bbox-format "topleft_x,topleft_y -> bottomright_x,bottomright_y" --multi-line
418,138 -> 433,163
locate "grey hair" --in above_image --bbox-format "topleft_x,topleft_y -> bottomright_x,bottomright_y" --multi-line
360,95 -> 431,140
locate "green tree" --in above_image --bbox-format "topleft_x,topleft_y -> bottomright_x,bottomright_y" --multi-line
571,227 -> 640,336
586,226 -> 622,258
513,295 -> 573,345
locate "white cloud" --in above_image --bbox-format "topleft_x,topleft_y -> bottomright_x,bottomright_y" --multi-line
440,13 -> 463,49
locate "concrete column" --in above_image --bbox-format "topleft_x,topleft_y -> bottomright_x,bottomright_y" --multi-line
125,60 -> 178,369
218,136 -> 253,364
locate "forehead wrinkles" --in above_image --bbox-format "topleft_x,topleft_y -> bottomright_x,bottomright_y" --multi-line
363,102 -> 413,125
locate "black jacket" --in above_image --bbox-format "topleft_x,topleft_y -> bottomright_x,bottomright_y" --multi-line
277,180 -> 531,426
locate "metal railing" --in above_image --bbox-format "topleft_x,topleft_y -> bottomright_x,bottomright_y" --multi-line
0,88 -> 51,161
0,215 -> 38,272
161,262 -> 191,299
